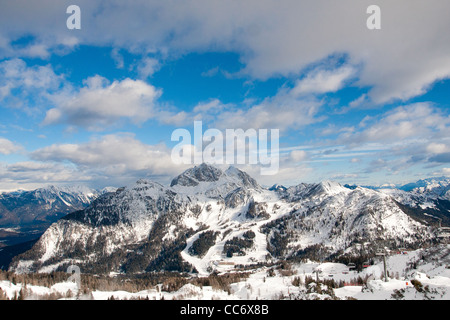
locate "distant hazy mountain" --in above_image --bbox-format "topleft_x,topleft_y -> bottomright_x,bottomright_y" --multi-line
0,185 -> 115,229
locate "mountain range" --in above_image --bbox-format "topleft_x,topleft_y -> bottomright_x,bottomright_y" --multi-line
0,185 -> 116,269
7,164 -> 448,275
0,185 -> 112,228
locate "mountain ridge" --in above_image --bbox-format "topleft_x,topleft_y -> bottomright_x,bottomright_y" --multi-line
9,164 -> 443,275
0,185 -> 115,228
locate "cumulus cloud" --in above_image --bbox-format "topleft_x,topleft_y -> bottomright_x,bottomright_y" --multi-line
43,76 -> 162,130
111,48 -> 125,69
290,150 -> 308,162
212,87 -> 323,132
1,1 -> 450,188
337,103 -> 450,146
137,57 -> 160,79
426,143 -> 450,155
0,58 -> 62,107
191,99 -> 234,124
192,99 -> 226,114
1,134 -> 199,190
0,59 -> 165,131
291,66 -> 355,96
1,1 -> 449,104
0,161 -> 92,191
30,133 -> 190,185
313,102 -> 450,176
26,132 -> 311,188
0,137 -> 21,155
158,85 -> 323,132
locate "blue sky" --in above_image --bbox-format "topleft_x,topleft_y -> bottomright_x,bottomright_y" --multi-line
1,0 -> 450,190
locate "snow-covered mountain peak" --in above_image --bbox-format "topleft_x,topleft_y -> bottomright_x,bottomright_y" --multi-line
129,179 -> 166,199
134,179 -> 165,189
224,166 -> 260,189
170,163 -> 223,187
17,184 -> 99,205
281,180 -> 350,202
400,177 -> 450,191
317,180 -> 348,195
0,184 -> 104,230
100,186 -> 118,194
10,166 -> 440,276
396,177 -> 450,201
169,164 -> 261,198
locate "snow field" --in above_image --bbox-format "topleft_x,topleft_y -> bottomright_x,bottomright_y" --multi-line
2,246 -> 449,300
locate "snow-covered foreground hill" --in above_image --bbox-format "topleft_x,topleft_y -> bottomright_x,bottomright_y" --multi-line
1,245 -> 449,300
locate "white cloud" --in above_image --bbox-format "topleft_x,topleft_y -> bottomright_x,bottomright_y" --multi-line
292,66 -> 355,96
43,76 -> 162,130
213,88 -> 323,132
349,94 -> 368,109
137,57 -> 160,79
331,173 -> 359,180
191,99 -> 233,123
19,43 -> 50,59
1,1 -> 449,103
0,137 -> 21,155
27,133 -> 314,188
290,150 -> 308,162
1,1 -> 450,189
0,58 -> 64,116
337,103 -> 450,146
0,161 -> 92,191
316,102 -> 450,176
111,48 -> 125,69
426,143 -> 450,155
30,134 -> 189,185
0,59 -> 62,101
158,85 -> 323,132
192,99 -> 225,114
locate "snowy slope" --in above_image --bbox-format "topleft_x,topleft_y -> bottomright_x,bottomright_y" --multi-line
2,245 -> 449,300
264,182 -> 432,259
